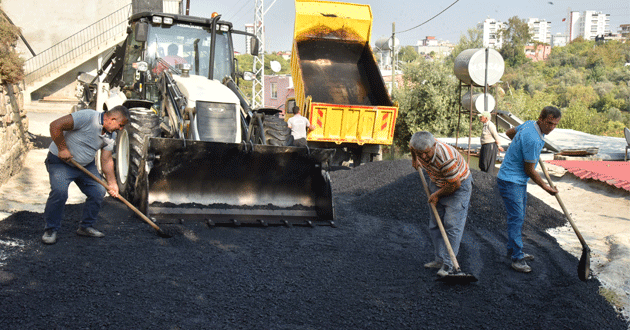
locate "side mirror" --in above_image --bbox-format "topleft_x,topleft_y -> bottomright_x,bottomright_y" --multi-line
242,71 -> 255,81
250,37 -> 259,56
135,22 -> 149,42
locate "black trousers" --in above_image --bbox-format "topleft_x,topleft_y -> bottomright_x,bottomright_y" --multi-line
478,143 -> 498,173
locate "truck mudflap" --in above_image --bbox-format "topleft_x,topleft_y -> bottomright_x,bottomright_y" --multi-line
136,137 -> 335,226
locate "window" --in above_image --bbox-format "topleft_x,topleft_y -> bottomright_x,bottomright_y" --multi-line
271,82 -> 278,99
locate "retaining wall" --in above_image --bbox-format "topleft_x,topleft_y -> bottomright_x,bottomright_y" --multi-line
0,82 -> 29,186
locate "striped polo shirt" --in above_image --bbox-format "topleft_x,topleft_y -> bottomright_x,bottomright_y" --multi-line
419,141 -> 470,187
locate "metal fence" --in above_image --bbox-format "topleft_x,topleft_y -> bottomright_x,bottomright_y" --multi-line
24,4 -> 132,85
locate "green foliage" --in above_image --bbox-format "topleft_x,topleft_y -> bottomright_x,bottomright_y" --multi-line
398,46 -> 419,63
234,53 -> 290,101
499,16 -> 532,67
446,26 -> 483,67
497,36 -> 630,137
391,21 -> 630,145
264,53 -> 290,74
0,15 -> 24,84
558,101 -> 596,132
392,58 -> 462,151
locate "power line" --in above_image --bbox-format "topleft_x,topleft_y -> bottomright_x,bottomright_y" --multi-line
226,0 -> 253,22
226,0 -> 247,16
398,0 -> 459,34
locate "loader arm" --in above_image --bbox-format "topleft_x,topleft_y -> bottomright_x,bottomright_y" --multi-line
159,71 -> 187,139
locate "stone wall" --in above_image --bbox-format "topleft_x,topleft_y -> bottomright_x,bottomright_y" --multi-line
0,83 -> 29,187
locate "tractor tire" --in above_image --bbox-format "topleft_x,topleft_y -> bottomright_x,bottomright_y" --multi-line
253,114 -> 292,146
115,108 -> 160,201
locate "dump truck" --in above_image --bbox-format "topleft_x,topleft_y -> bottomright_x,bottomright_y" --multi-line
288,0 -> 398,166
75,11 -> 335,226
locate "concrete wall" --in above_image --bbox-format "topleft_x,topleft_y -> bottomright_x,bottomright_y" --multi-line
2,0 -> 132,59
0,83 -> 29,187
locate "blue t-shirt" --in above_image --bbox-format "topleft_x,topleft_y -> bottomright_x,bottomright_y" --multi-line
49,110 -> 116,166
497,120 -> 545,185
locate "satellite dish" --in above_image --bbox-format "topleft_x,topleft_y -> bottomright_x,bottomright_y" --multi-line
270,60 -> 281,73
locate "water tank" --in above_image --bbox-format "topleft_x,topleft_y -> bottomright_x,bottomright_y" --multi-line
375,37 -> 400,51
454,48 -> 504,86
461,92 -> 496,112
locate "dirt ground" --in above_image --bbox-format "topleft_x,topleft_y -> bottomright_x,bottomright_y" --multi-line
527,163 -> 630,321
1,157 -> 628,329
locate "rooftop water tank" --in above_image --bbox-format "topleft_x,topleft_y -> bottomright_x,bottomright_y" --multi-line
461,92 -> 496,113
454,48 -> 504,86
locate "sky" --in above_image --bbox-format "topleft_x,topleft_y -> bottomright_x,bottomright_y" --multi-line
188,0 -> 630,54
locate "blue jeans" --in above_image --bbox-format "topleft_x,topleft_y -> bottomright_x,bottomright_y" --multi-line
497,178 -> 528,261
426,175 -> 473,268
44,153 -> 106,231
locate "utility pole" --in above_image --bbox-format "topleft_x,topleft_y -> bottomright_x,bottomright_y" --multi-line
390,22 -> 395,96
252,0 -> 265,108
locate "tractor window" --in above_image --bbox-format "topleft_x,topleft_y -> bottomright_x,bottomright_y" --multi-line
213,32 -> 233,81
145,24 -> 212,79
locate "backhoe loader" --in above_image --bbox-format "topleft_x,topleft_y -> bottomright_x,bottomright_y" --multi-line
75,11 -> 334,226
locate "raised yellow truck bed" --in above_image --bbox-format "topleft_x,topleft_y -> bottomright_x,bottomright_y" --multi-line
308,102 -> 397,145
290,0 -> 398,165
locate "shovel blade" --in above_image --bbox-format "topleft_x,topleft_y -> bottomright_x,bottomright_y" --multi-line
578,247 -> 591,282
436,272 -> 478,284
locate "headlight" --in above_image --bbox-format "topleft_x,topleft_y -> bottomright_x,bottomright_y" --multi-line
132,61 -> 149,72
152,16 -> 162,24
163,17 -> 173,25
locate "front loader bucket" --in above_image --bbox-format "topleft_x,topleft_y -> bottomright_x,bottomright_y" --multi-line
137,138 -> 335,226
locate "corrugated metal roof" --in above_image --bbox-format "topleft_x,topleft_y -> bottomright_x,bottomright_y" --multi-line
546,160 -> 630,192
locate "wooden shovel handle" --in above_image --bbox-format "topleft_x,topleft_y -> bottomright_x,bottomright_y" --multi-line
417,168 -> 462,272
538,160 -> 589,249
68,159 -> 162,232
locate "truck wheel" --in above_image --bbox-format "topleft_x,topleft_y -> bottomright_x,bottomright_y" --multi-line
254,114 -> 292,146
115,108 -> 160,201
351,147 -> 372,167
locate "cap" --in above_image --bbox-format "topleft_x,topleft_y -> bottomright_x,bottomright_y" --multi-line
478,112 -> 491,119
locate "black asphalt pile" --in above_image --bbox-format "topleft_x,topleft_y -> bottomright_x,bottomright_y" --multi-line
0,159 -> 627,329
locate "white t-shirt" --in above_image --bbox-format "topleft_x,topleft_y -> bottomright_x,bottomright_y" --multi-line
287,114 -> 311,140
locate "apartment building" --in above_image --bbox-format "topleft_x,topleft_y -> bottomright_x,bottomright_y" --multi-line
551,33 -> 569,47
414,36 -> 454,58
568,11 -> 611,41
527,18 -> 551,44
480,18 -> 505,49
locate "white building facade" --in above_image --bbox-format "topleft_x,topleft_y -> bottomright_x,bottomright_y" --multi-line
551,33 -> 569,47
527,18 -> 551,44
568,11 -> 611,41
480,18 -> 505,49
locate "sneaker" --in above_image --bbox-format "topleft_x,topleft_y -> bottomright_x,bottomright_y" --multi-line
511,259 -> 532,273
42,230 -> 57,245
424,260 -> 443,269
507,250 -> 534,261
76,226 -> 105,238
437,264 -> 453,277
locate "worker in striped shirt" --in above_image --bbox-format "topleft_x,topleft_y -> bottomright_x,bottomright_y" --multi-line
410,131 -> 473,277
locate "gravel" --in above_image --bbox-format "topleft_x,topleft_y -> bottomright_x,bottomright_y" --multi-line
0,159 -> 627,329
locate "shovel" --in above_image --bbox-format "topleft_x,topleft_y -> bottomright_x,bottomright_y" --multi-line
69,159 -> 172,238
538,160 -> 590,281
417,168 -> 477,284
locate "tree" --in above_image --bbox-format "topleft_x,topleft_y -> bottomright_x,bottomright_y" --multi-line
393,58 -> 461,151
446,26 -> 483,67
0,14 -> 24,84
264,53 -> 290,74
398,46 -> 419,63
499,16 -> 531,67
